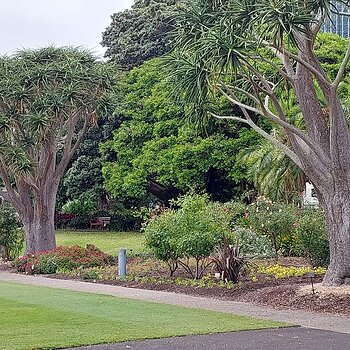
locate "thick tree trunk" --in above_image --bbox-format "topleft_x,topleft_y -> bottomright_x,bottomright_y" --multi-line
24,220 -> 56,254
21,186 -> 58,254
321,188 -> 350,286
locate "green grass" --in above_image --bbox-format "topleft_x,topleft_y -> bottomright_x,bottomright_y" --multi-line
0,281 -> 288,350
56,230 -> 144,255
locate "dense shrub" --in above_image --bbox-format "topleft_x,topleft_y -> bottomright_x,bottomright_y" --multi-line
145,194 -> 232,279
294,209 -> 329,267
144,209 -> 180,276
145,194 -> 273,280
0,204 -> 24,260
242,198 -> 300,258
61,197 -> 97,215
15,245 -> 114,274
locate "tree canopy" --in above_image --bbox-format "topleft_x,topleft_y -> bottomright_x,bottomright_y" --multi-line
101,58 -> 258,203
101,0 -> 181,68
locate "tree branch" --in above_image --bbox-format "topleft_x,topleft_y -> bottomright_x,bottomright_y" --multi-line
216,83 -> 332,169
54,112 -> 91,180
283,49 -> 331,88
264,41 -> 331,88
211,111 -> 302,168
0,162 -> 22,210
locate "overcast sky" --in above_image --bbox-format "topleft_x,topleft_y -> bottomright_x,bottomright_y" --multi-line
0,0 -> 134,58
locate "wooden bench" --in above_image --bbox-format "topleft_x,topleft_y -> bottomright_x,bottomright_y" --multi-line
90,216 -> 111,230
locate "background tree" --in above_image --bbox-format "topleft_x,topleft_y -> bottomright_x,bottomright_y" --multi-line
57,114 -> 121,212
101,0 -> 181,68
101,59 -> 257,204
168,0 -> 350,286
0,47 -> 117,254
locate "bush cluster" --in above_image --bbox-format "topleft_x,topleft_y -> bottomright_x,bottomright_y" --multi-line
294,209 -> 329,267
15,245 -> 114,274
144,194 -> 330,283
0,204 -> 24,260
242,198 -> 329,266
144,194 -> 272,281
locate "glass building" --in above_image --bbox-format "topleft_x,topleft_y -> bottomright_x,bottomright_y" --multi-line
323,2 -> 350,37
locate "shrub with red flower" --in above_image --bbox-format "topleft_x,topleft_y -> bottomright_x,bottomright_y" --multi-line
15,245 -> 115,274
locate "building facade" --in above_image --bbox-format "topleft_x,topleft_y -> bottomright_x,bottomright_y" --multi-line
323,2 -> 350,37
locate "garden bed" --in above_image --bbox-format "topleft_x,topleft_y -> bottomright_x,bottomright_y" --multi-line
7,248 -> 350,318
43,267 -> 350,318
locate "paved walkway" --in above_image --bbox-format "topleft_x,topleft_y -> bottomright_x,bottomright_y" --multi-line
1,271 -> 349,334
64,328 -> 350,350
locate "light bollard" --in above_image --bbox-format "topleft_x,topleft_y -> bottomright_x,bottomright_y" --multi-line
118,248 -> 127,278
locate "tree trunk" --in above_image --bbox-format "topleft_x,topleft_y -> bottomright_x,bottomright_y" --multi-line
24,220 -> 56,254
22,188 -> 58,254
321,188 -> 350,286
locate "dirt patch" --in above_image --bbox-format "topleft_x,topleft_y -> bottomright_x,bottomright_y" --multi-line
298,283 -> 350,296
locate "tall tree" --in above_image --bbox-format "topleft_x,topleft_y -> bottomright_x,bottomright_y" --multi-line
169,0 -> 350,285
101,0 -> 181,68
0,47 -> 117,254
101,59 -> 255,203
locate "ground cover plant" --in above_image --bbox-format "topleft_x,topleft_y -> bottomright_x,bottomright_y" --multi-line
55,230 -> 144,255
15,245 -> 113,274
0,281 -> 286,350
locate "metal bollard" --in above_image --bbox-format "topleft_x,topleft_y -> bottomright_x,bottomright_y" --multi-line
118,248 -> 127,278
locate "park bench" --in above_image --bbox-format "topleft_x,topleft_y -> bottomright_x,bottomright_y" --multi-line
90,216 -> 111,230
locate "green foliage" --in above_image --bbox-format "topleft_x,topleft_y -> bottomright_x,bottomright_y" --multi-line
239,135 -> 306,204
61,156 -> 104,204
61,197 -> 97,215
15,245 -> 114,274
243,199 -> 299,258
145,194 -> 231,278
102,58 -> 256,203
144,209 -> 180,276
102,0 -> 181,68
294,209 -> 329,267
0,204 -> 23,260
233,227 -> 274,258
145,194 -> 273,280
66,215 -> 92,230
107,201 -> 144,231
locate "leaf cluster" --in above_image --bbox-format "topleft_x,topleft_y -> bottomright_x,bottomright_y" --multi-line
0,47 -> 118,177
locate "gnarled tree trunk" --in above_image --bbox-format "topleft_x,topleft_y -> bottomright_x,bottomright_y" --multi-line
321,186 -> 350,285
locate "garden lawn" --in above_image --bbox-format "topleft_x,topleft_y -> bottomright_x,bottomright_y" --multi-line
56,230 -> 144,255
0,281 -> 287,350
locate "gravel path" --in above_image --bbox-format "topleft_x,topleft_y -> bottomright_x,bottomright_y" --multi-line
0,271 -> 349,334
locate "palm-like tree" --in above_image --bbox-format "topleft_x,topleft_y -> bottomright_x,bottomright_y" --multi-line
240,131 -> 306,204
167,0 -> 350,286
0,47 -> 117,254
